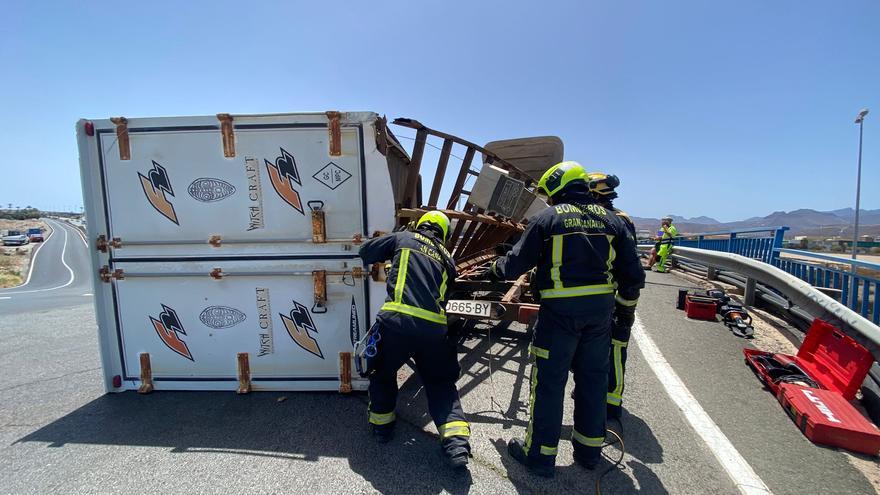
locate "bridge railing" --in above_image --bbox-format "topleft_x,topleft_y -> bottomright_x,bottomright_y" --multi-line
673,227 -> 789,265
773,248 -> 880,325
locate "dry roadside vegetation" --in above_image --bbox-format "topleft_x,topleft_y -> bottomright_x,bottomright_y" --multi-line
0,219 -> 49,288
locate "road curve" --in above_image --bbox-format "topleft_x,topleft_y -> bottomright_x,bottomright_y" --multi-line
0,218 -> 93,315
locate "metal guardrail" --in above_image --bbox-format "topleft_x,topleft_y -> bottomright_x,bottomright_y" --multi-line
672,227 -> 788,265
667,246 -> 880,360
773,248 -> 879,325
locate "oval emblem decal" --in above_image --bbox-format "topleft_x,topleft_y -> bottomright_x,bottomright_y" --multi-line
199,306 -> 246,329
188,178 -> 236,203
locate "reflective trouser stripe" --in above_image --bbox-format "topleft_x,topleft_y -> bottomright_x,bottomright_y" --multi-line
615,294 -> 638,307
572,429 -> 604,447
528,344 -> 550,359
540,445 -> 558,456
369,410 -> 396,425
605,234 -> 616,285
550,234 -> 563,289
438,270 -> 448,303
608,339 -> 626,406
394,249 -> 410,303
539,284 -> 615,299
380,302 -> 447,325
524,363 -> 539,452
439,421 -> 471,438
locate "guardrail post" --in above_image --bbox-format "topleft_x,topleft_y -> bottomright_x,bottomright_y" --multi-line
744,277 -> 756,306
707,266 -> 718,281
770,228 -> 787,265
697,235 -> 704,249
728,232 -> 737,253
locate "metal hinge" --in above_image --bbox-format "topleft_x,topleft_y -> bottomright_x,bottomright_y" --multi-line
110,116 -> 130,160
309,201 -> 326,243
99,266 -> 124,283
95,235 -> 122,253
208,235 -> 222,248
217,113 -> 235,157
312,270 -> 327,313
326,110 -> 342,157
210,268 -> 224,280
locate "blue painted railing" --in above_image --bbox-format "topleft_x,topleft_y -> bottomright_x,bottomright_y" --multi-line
673,227 -> 789,265
774,249 -> 880,325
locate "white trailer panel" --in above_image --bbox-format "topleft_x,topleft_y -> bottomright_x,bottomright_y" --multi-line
77,112 -> 396,392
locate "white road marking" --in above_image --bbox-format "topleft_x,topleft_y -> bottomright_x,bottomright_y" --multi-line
0,219 -> 76,295
19,223 -> 56,287
0,296 -> 10,300
632,316 -> 773,495
82,293 -> 93,296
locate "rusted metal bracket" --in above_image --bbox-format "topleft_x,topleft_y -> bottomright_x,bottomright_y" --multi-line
210,268 -> 224,280
217,113 -> 235,157
309,201 -> 326,243
208,235 -> 222,248
110,116 -> 130,160
352,233 -> 363,244
237,353 -> 251,394
339,351 -> 352,393
327,111 -> 342,156
96,236 -> 122,253
312,270 -> 327,313
99,266 -> 124,283
138,353 -> 153,394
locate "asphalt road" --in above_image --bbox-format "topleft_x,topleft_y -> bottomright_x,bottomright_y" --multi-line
0,218 -> 93,315
0,239 -> 876,494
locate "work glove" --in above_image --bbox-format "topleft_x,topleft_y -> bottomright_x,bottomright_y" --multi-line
613,302 -> 636,329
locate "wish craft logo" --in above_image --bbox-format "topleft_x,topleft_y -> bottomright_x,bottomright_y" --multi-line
139,161 -> 179,225
280,299 -> 323,359
265,147 -> 304,215
150,304 -> 192,361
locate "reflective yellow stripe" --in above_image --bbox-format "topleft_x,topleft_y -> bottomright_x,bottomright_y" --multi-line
606,393 -> 622,406
572,429 -> 604,447
611,338 -> 628,347
606,234 -> 616,285
540,445 -> 558,456
539,284 -> 615,299
369,410 -> 396,425
615,294 -> 638,307
524,361 -> 539,452
438,270 -> 448,306
550,234 -> 563,289
528,344 -> 550,359
611,341 -> 625,398
394,249 -> 410,303
380,302 -> 447,325
490,260 -> 500,278
441,427 -> 470,438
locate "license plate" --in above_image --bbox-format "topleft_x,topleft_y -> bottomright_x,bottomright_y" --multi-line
445,300 -> 494,318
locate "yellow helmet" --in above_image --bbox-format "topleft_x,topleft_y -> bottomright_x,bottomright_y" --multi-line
416,211 -> 451,241
586,172 -> 620,196
537,161 -> 587,198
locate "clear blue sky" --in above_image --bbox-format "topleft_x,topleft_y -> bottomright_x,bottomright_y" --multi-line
1,0 -> 878,221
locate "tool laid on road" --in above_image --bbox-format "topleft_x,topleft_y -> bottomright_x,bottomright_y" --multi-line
745,319 -> 880,455
676,288 -> 754,338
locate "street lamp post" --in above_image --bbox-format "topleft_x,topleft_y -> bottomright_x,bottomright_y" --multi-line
852,108 -> 869,260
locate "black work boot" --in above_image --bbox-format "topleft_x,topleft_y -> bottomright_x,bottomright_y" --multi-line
572,446 -> 600,470
444,444 -> 471,470
371,422 -> 395,444
607,403 -> 622,420
507,438 -> 554,478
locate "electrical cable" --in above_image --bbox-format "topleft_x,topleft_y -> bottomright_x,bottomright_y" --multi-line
595,427 -> 626,495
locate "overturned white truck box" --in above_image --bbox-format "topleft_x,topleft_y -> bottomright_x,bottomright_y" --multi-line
77,112 -> 397,392
78,112 -> 557,394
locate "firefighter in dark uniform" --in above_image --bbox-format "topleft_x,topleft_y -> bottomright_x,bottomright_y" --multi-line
489,162 -> 645,477
585,172 -> 642,421
358,211 -> 471,469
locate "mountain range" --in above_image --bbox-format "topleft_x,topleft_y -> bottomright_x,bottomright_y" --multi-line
631,208 -> 880,237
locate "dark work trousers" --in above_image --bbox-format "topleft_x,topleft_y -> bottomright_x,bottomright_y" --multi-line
607,320 -> 632,417
525,296 -> 613,466
367,316 -> 470,453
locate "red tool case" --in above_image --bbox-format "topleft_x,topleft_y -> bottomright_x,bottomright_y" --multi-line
743,319 -> 874,400
778,384 -> 880,456
744,319 -> 880,455
684,295 -> 717,320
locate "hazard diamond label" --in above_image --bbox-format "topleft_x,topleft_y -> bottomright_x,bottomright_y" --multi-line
312,162 -> 352,190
